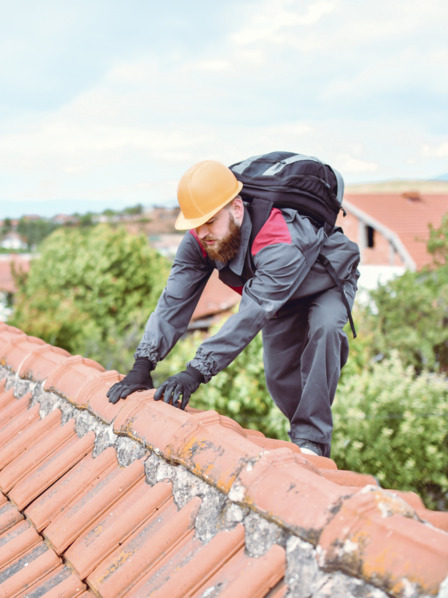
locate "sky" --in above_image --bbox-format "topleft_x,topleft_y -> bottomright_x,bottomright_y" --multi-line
1,0 -> 447,219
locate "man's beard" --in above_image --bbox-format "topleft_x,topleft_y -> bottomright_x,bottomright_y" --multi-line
202,215 -> 242,263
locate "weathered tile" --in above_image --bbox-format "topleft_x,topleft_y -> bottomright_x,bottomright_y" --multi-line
66,479 -> 173,578
44,457 -> 146,554
25,447 -> 119,532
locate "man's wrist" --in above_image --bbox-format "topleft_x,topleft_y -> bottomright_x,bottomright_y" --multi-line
186,365 -> 205,383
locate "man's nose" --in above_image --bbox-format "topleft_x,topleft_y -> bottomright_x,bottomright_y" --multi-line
196,224 -> 208,239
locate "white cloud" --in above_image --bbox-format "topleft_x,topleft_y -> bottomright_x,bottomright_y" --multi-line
335,155 -> 379,175
1,0 -> 448,217
421,142 -> 448,158
230,0 -> 336,46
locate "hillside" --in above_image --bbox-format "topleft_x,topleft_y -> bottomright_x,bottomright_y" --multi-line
346,179 -> 448,193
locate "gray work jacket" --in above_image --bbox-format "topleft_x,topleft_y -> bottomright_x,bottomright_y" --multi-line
135,206 -> 360,382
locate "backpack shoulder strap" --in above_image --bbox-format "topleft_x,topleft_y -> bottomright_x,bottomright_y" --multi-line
247,197 -> 274,247
316,254 -> 357,338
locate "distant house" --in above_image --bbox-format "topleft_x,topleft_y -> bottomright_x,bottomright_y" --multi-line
0,232 -> 27,251
337,192 -> 448,293
0,254 -> 31,321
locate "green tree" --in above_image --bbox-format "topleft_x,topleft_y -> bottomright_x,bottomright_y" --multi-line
10,225 -> 170,371
123,204 -> 144,216
17,217 -> 60,250
362,213 -> 448,373
427,212 -> 448,267
1,218 -> 12,236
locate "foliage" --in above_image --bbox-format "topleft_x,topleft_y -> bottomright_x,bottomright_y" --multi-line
16,217 -> 60,249
9,225 -> 169,370
361,267 -> 448,373
123,204 -> 144,216
154,320 -> 290,441
352,212 -> 448,374
1,218 -> 13,236
427,212 -> 448,267
332,352 -> 448,509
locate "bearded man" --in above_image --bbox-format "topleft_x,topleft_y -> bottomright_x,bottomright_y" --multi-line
107,159 -> 360,457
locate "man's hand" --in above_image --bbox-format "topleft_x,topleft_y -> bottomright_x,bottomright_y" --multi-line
154,367 -> 204,410
107,357 -> 154,404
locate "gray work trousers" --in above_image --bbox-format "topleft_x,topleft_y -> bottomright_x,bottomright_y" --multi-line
262,278 -> 358,458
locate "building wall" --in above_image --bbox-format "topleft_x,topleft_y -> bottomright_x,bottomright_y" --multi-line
338,212 -> 405,268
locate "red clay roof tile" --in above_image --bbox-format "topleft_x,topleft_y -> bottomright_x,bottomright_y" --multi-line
65,479 -> 173,579
140,524 -> 246,598
1,335 -> 46,372
232,448 -> 350,544
0,408 -> 62,471
25,448 -> 119,532
0,401 -> 40,450
44,355 -> 105,406
18,344 -> 70,381
9,430 -> 95,511
19,565 -> 87,598
78,370 -> 124,424
0,519 -> 41,570
0,541 -> 61,598
87,496 -> 202,597
318,487 -> 448,596
0,501 -> 23,535
44,457 -> 146,555
0,417 -> 77,495
0,323 -> 447,597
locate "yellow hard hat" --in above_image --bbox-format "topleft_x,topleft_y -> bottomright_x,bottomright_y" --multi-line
175,160 -> 243,230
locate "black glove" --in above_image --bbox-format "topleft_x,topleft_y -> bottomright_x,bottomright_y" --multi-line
107,357 -> 154,404
154,366 -> 204,410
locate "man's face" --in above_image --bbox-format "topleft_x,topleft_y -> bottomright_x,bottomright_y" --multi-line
196,204 -> 242,263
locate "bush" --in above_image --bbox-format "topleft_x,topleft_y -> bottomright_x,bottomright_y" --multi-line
10,225 -> 169,371
332,352 -> 448,509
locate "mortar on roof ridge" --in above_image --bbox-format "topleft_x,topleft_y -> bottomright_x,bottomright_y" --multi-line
285,536 -> 390,598
1,367 -> 33,398
360,485 -> 421,521
228,481 -> 246,503
142,444 -> 289,554
244,510 -> 286,556
116,435 -> 147,467
438,576 -> 448,598
399,578 -> 427,598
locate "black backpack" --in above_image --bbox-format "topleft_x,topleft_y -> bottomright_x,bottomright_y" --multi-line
229,150 -> 345,230
228,151 -> 356,337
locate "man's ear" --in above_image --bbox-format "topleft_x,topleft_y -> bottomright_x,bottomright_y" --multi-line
230,196 -> 244,224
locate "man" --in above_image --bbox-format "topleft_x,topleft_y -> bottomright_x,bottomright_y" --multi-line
107,159 -> 360,457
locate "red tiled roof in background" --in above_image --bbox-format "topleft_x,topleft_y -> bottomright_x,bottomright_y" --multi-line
191,270 -> 240,322
0,256 -> 31,294
341,193 -> 448,269
0,322 -> 447,597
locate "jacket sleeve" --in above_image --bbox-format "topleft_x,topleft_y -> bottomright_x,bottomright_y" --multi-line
188,239 -> 320,382
134,232 -> 213,368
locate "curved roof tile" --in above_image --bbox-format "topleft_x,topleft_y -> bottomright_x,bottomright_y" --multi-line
0,322 -> 447,597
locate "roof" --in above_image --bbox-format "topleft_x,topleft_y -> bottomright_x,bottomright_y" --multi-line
0,322 -> 447,597
0,255 -> 31,294
342,193 -> 448,269
191,270 -> 241,322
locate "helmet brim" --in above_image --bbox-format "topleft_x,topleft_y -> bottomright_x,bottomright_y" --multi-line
174,181 -> 243,230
